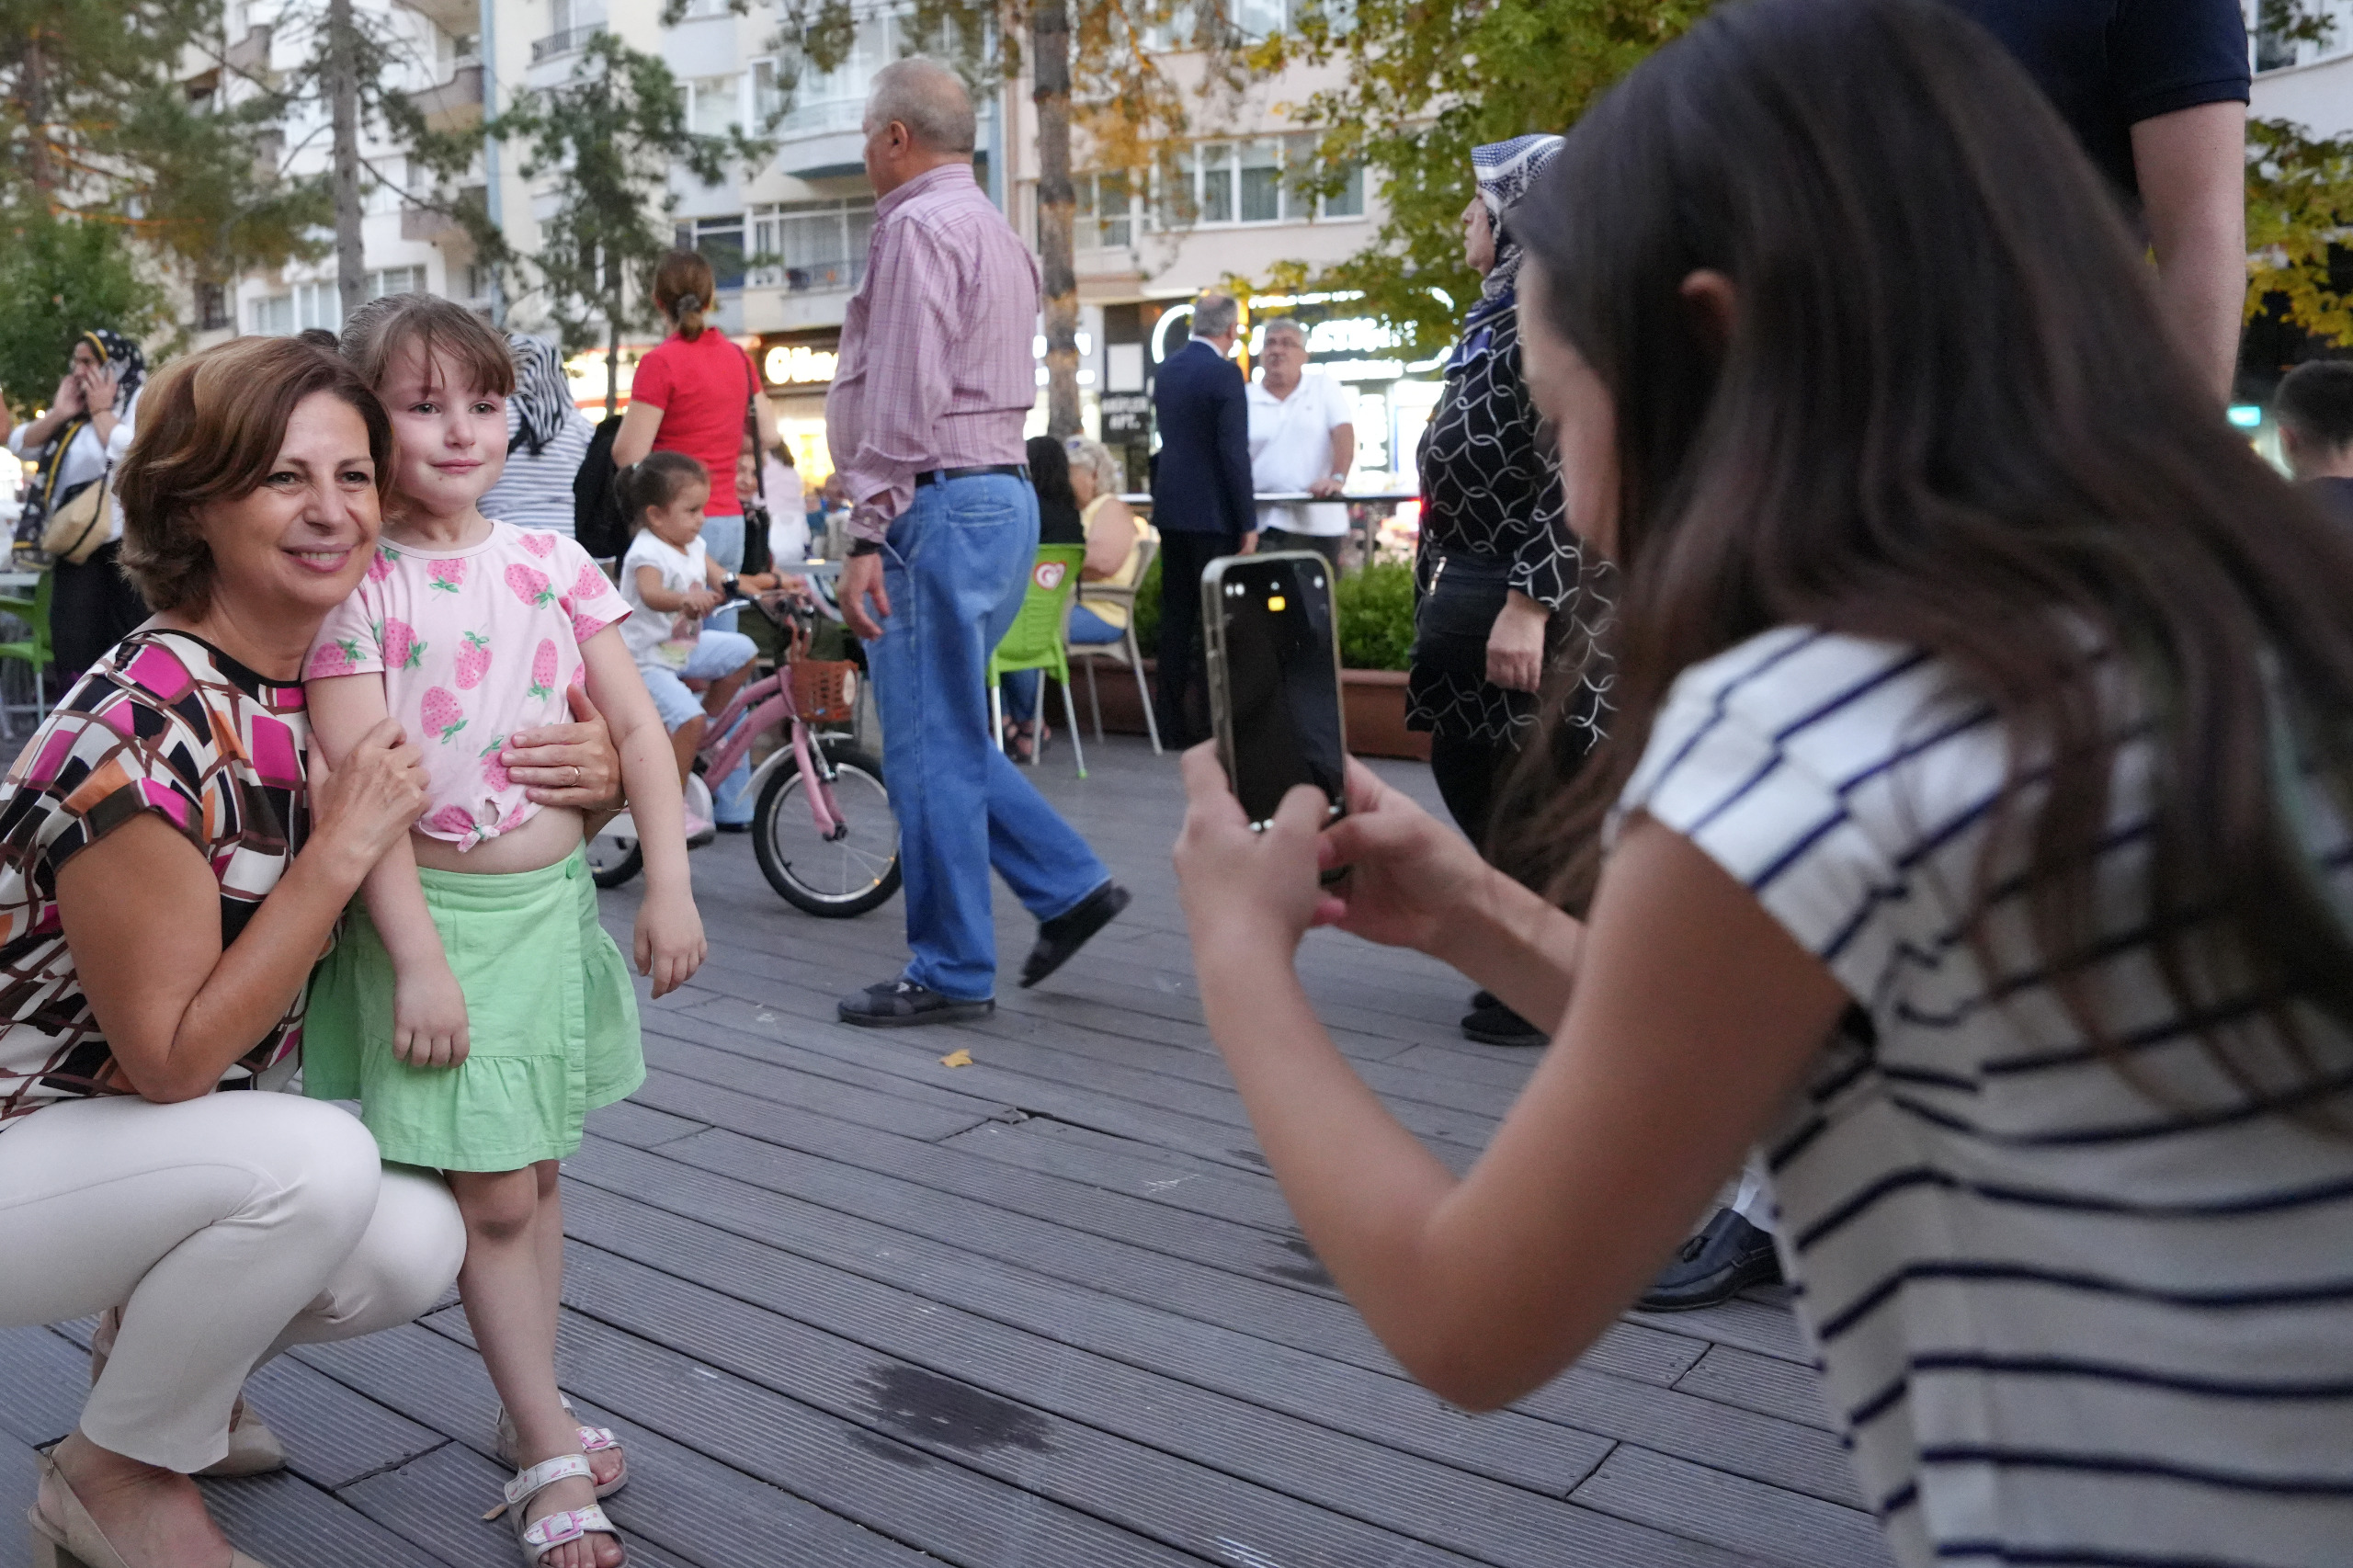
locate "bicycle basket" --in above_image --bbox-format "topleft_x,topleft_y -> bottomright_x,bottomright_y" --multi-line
790,658 -> 859,724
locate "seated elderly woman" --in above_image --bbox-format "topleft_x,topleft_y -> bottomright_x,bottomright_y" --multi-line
0,336 -> 622,1568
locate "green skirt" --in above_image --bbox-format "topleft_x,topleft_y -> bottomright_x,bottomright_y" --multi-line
303,847 -> 644,1171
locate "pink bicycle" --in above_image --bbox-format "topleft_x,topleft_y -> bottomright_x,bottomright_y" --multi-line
587,602 -> 902,917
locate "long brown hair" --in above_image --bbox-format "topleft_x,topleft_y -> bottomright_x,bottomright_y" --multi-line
654,250 -> 716,341
1503,0 -> 2353,1115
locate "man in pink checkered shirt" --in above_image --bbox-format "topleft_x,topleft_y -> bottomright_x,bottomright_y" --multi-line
826,58 -> 1128,1028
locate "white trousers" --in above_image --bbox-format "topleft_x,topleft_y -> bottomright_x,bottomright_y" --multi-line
0,1093 -> 466,1472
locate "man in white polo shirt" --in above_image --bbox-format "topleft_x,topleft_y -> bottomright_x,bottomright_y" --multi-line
1245,317 -> 1355,565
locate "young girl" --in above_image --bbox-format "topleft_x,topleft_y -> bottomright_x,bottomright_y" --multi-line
1173,6 -> 2353,1567
614,451 -> 799,836
303,296 -> 705,1568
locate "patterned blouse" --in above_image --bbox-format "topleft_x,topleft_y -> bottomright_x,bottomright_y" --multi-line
0,631 -> 312,1131
1409,296 -> 1612,749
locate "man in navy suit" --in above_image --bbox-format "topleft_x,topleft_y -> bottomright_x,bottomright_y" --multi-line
1150,293 -> 1256,745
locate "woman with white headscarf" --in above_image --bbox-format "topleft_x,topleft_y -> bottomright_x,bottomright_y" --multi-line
1409,135 -> 1612,1047
478,332 -> 595,536
8,328 -> 153,679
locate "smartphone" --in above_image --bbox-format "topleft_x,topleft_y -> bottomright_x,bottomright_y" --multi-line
1202,551 -> 1348,832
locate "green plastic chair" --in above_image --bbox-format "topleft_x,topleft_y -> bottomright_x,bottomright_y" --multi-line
987,543 -> 1088,778
0,572 -> 55,740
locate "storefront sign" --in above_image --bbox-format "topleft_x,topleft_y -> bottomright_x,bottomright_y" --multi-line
1101,393 -> 1151,439
764,345 -> 839,386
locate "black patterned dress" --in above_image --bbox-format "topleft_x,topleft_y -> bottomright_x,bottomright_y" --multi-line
1408,298 -> 1610,749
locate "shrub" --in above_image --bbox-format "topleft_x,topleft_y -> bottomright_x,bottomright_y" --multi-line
1335,560 -> 1415,671
1133,551 -> 1162,657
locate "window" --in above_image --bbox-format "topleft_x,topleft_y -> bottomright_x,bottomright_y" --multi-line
1139,135 -> 1366,231
1075,172 -> 1138,250
688,74 -> 742,138
249,293 -> 292,335
675,217 -> 747,289
369,266 -> 427,299
747,200 -> 875,293
751,58 -> 788,128
197,282 -> 232,331
294,281 -> 339,332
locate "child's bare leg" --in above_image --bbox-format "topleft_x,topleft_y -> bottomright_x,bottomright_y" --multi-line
528,1163 -> 617,1490
449,1169 -> 619,1568
670,716 -> 706,790
702,664 -> 749,719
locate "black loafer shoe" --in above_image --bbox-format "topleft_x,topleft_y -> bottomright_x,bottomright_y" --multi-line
715,821 -> 753,835
838,979 -> 995,1028
1020,881 -> 1131,989
1638,1208 -> 1783,1312
1461,1001 -> 1547,1046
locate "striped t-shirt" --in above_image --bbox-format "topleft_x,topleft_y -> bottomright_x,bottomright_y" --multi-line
478,401 -> 593,539
1615,627 -> 2353,1568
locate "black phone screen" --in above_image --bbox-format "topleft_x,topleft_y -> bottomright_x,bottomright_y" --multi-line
1214,554 -> 1347,827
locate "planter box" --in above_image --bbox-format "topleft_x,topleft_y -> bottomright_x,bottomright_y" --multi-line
1065,658 -> 1432,763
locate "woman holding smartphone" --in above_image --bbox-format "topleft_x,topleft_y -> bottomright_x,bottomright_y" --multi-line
1174,5 -> 2353,1564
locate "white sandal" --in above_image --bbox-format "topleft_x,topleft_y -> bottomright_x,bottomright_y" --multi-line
495,1399 -> 627,1497
504,1455 -> 622,1565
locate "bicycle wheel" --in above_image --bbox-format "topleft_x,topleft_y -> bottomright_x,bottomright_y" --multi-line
586,812 -> 642,889
754,738 -> 902,917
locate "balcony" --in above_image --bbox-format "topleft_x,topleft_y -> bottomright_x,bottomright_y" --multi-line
748,257 -> 867,295
407,64 -> 482,133
531,24 -> 604,63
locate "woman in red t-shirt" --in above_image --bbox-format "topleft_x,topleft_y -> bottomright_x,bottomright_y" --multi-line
613,249 -> 771,824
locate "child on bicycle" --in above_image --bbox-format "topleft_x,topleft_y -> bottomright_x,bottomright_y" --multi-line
302,296 -> 705,1568
615,451 -> 802,840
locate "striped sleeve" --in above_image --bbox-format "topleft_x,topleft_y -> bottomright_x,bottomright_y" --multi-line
1616,632 -> 1911,1005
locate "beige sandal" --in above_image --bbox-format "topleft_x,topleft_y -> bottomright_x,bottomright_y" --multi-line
27,1447 -> 272,1568
88,1310 -> 284,1479
504,1455 -> 624,1566
494,1399 -> 627,1498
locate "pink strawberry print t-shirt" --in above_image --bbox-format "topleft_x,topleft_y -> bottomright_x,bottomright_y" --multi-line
305,522 -> 629,849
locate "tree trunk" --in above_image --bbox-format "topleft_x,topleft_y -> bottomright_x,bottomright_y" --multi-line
1031,1 -> 1080,440
327,0 -> 367,324
22,29 -> 55,194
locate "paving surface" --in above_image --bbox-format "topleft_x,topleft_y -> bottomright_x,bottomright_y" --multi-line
0,733 -> 1892,1568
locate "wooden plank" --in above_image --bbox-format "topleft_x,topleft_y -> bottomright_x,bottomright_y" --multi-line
310,1318 -> 1211,1568
1627,1298 -> 1812,1366
561,1143 -> 1632,1496
338,1420 -> 894,1568
236,1353 -> 448,1491
940,1119 -> 1302,1235
0,1325 -> 85,1449
619,1069 -> 1346,1304
527,1243 -> 1675,1562
196,1468 -> 453,1568
1674,1346 -> 1836,1433
552,1193 -> 1802,1568
585,1099 -> 710,1150
1570,1446 -> 1892,1568
637,1031 -> 998,1142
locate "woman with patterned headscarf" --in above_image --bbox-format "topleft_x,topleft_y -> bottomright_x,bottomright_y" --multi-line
477,332 -> 596,537
7,328 -> 154,679
1408,135 -> 1613,1048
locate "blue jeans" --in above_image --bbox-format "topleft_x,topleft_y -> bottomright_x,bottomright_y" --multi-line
869,473 -> 1109,999
1001,605 -> 1122,722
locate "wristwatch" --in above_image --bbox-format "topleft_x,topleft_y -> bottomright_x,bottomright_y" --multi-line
847,538 -> 883,557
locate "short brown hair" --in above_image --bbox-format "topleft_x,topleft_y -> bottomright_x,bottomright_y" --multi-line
118,338 -> 393,615
621,450 -> 709,529
339,291 -> 516,401
654,250 -> 716,341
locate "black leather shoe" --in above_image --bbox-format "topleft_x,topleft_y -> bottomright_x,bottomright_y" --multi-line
838,979 -> 995,1028
1461,1001 -> 1546,1046
1638,1208 -> 1782,1312
1020,881 -> 1131,989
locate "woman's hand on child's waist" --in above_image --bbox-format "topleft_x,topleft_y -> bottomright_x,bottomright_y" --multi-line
503,686 -> 625,812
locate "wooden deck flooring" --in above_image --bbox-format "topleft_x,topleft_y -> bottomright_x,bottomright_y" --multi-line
1,735 -> 1892,1568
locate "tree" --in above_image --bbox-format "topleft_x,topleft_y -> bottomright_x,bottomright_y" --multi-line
2,0 -> 325,335
492,33 -> 766,412
1251,0 -> 1706,358
2247,0 -> 2353,347
0,213 -> 162,415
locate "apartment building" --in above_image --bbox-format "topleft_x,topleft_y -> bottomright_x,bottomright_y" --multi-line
205,0 -> 1433,486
